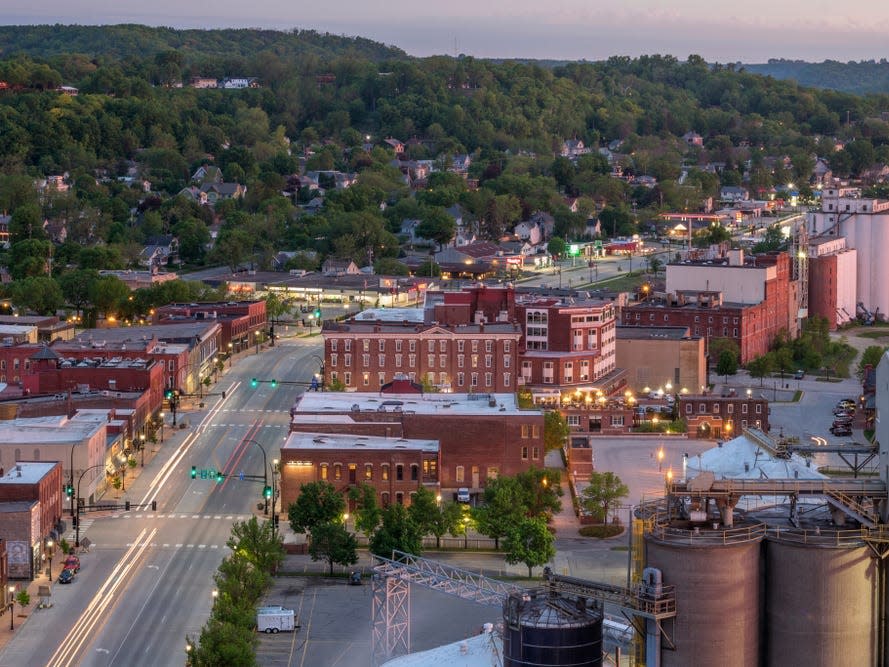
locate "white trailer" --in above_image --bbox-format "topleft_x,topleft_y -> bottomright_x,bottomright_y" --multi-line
257,606 -> 297,633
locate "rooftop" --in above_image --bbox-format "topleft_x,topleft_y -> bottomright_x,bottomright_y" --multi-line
0,414 -> 105,445
0,461 -> 58,485
292,391 -> 525,417
617,326 -> 695,341
353,308 -> 425,323
283,432 -> 438,453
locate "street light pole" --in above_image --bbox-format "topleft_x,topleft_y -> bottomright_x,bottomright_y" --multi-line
139,433 -> 146,467
243,439 -> 269,515
227,342 -> 233,367
69,441 -> 78,520
75,463 -> 106,547
159,412 -> 165,443
271,458 -> 279,540
46,539 -> 53,579
8,586 -> 14,630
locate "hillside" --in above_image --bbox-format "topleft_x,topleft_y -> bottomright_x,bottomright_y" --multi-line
744,59 -> 889,95
0,24 -> 407,62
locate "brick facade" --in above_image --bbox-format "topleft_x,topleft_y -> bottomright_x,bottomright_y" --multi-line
679,394 -> 770,439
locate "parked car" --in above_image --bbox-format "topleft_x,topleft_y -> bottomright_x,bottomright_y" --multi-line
456,488 -> 470,503
833,411 -> 853,420
794,369 -> 805,379
830,425 -> 853,437
63,555 -> 80,573
837,399 -> 856,410
58,568 -> 76,584
833,418 -> 853,428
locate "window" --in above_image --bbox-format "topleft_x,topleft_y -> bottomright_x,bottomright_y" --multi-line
396,493 -> 404,505
363,340 -> 370,352
455,465 -> 465,482
471,372 -> 478,387
381,492 -> 390,507
457,372 -> 465,386
365,464 -> 373,480
330,353 -> 338,367
532,425 -> 540,438
395,340 -> 402,352
378,372 -> 386,385
458,340 -> 465,352
713,404 -> 720,413
440,340 -> 447,352
755,404 -> 762,414
362,354 -> 370,367
439,354 -> 446,368
423,459 -> 437,478
382,464 -> 389,481
733,328 -> 738,337
439,372 -> 448,385
486,467 -> 498,480
521,446 -> 529,460
395,354 -> 403,367
485,355 -> 492,368
472,340 -> 479,352
427,340 -> 435,352
330,371 -> 338,383
521,424 -> 530,438
485,340 -> 493,352
503,372 -> 511,387
344,354 -> 352,367
458,355 -> 464,368
334,464 -> 342,481
567,415 -> 581,426
428,354 -> 435,368
485,372 -> 492,386
396,464 -> 404,481
727,404 -> 734,414
471,354 -> 479,368
379,340 -> 386,352
344,340 -> 352,352
504,341 -> 511,352
344,372 -> 351,385
742,404 -> 748,414
611,415 -> 624,426
409,340 -> 416,352
411,464 -> 419,481
742,420 -> 748,429
699,403 -> 706,414
409,354 -> 416,367
363,372 -> 370,386
378,354 -> 385,366
320,463 -> 328,480
532,447 -> 540,460
504,356 -> 511,368
330,340 -> 338,351
564,361 -> 573,382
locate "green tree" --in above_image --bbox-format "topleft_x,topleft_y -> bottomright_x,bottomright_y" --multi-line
407,486 -> 463,549
9,203 -> 46,243
544,410 -> 569,452
58,268 -> 99,315
287,481 -> 346,534
503,517 -> 555,578
515,467 -> 563,519
746,355 -> 774,387
414,207 -> 456,250
716,349 -> 739,382
858,345 -> 887,379
547,236 -> 566,259
88,275 -> 130,318
8,276 -> 64,315
349,483 -> 382,539
369,503 -> 422,558
474,476 -> 525,549
192,619 -> 256,667
580,471 -> 629,523
226,516 -> 284,575
308,521 -> 359,576
374,258 -> 410,275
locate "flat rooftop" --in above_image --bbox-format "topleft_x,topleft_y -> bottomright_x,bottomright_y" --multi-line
0,415 -> 105,444
0,461 -> 58,485
292,391 -> 524,416
283,432 -> 438,452
353,308 -> 425,323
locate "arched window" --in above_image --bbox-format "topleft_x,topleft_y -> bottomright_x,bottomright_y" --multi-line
32,449 -> 39,461
381,464 -> 390,481
365,464 -> 373,481
410,464 -> 419,481
381,492 -> 390,507
333,463 -> 342,481
396,492 -> 404,505
396,464 -> 404,481
320,463 -> 328,481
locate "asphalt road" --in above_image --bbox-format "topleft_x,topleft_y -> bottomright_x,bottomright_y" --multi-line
0,337 -> 323,667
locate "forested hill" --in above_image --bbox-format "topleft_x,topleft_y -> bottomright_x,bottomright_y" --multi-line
743,59 -> 889,95
0,24 -> 407,62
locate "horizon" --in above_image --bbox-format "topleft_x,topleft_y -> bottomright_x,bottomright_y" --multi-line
4,1 -> 889,63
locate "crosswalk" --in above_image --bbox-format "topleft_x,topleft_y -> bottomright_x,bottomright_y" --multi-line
218,409 -> 290,414
61,513 -> 255,549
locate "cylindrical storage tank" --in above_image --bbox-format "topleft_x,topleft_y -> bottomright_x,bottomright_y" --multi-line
645,522 -> 764,667
502,591 -> 602,667
765,530 -> 878,667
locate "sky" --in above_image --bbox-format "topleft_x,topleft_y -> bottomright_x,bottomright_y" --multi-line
5,1 -> 889,63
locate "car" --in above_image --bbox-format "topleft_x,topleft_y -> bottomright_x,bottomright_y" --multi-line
830,425 -> 853,437
794,370 -> 805,380
833,410 -> 853,419
833,419 -> 853,428
58,568 -> 76,584
837,399 -> 856,410
63,555 -> 80,573
456,488 -> 470,503
349,571 -> 362,586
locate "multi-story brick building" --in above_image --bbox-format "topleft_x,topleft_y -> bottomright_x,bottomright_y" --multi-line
679,394 -> 770,439
622,251 -> 796,364
616,326 -> 706,394
322,319 -> 522,393
153,300 -> 267,354
806,235 -> 857,330
279,432 -> 439,511
289,380 -> 544,502
0,461 -> 63,579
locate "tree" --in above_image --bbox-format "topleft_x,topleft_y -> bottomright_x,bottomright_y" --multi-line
547,236 -> 566,259
746,355 -> 774,387
9,203 -> 46,244
225,516 -> 284,575
88,275 -> 130,318
308,521 -> 358,576
716,349 -> 738,382
474,476 -> 525,549
503,517 -> 555,578
580,471 -> 629,523
407,486 -> 463,548
414,207 -> 456,250
287,481 -> 346,534
369,503 -> 423,558
858,345 -> 887,379
349,483 -> 382,539
58,268 -> 99,315
8,276 -> 64,315
544,410 -> 569,451
515,467 -> 563,519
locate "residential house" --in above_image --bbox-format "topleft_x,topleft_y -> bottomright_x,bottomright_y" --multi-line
812,158 -> 832,186
140,235 -> 179,269
43,219 -> 67,244
220,77 -> 259,89
322,258 -> 360,277
190,77 -> 218,89
0,214 -> 9,248
384,138 -> 405,155
720,186 -> 749,202
191,165 -> 223,184
682,131 -> 704,147
514,220 -> 543,245
450,154 -> 472,175
561,139 -> 587,158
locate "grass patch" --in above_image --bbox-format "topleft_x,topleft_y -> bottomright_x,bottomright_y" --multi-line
856,331 -> 889,340
579,524 -> 624,539
610,545 -> 629,552
792,390 -> 802,402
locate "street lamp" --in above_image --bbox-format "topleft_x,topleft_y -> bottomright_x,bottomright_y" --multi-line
158,412 -> 165,443
139,432 -> 146,467
8,585 -> 14,630
227,342 -> 233,367
46,538 -> 53,579
657,446 -> 665,472
243,439 -> 270,514
271,458 -> 279,539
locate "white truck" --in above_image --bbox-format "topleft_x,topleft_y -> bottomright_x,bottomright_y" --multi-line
256,606 -> 297,634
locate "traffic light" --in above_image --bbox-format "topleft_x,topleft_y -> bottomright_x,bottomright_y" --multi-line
151,500 -> 157,511
216,471 -> 224,483
190,465 -> 197,479
165,389 -> 173,400
65,484 -> 73,498
314,308 -> 321,319
270,379 -> 277,388
263,485 -> 272,499
125,501 -> 131,511
251,378 -> 259,388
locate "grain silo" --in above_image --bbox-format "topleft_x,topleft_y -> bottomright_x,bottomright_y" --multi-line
644,519 -> 765,667
764,527 -> 879,667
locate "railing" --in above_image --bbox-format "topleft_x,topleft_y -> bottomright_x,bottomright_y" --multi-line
648,521 -> 767,546
825,489 -> 877,524
766,526 -> 869,547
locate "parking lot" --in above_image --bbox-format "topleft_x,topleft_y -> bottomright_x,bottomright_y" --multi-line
257,575 -> 502,667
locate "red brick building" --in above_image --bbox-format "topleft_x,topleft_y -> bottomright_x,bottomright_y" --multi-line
679,394 -> 770,439
153,300 -> 267,354
0,461 -> 63,579
280,432 -> 439,510
323,320 -> 521,393
289,383 -> 544,501
625,251 -> 796,364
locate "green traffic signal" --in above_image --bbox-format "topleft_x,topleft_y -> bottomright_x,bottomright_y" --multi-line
314,309 -> 321,318
250,378 -> 258,388
190,465 -> 197,479
270,379 -> 277,388
263,485 -> 272,499
216,471 -> 224,483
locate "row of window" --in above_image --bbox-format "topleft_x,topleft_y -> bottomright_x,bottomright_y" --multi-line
685,403 -> 762,415
319,460 -> 437,482
0,359 -> 27,371
330,370 -> 512,388
328,353 -> 511,370
454,465 -> 499,483
520,424 -> 542,439
626,312 -> 740,327
329,339 -> 511,354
